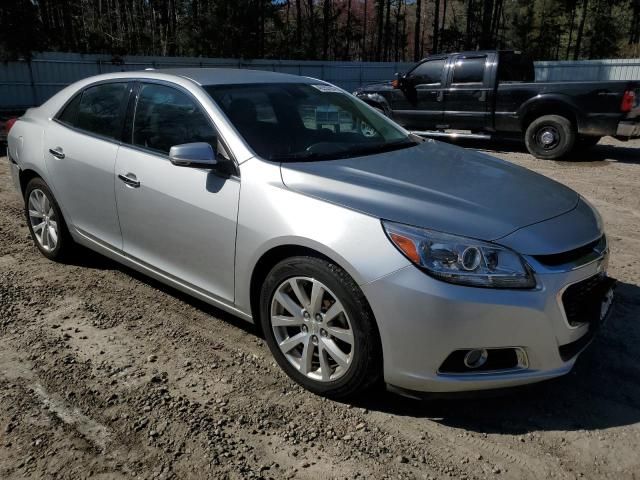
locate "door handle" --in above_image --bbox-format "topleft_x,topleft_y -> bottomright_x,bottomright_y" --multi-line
437,91 -> 444,102
48,147 -> 65,159
118,173 -> 141,188
478,91 -> 487,102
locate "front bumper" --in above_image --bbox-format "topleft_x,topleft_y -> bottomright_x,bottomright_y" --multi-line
616,120 -> 640,138
362,250 -> 612,393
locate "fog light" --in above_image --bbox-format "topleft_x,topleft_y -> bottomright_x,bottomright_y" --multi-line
464,348 -> 488,369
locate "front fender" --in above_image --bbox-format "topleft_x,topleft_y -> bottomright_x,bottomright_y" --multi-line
233,158 -> 409,316
354,92 -> 394,118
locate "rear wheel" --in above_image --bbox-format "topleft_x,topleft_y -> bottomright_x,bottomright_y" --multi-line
24,177 -> 72,261
259,256 -> 382,399
524,114 -> 576,160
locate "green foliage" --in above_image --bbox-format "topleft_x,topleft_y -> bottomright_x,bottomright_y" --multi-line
0,0 -> 638,61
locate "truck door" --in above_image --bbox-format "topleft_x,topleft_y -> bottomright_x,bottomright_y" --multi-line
393,57 -> 446,129
442,54 -> 492,130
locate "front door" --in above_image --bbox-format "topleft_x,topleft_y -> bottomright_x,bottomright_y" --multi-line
44,82 -> 131,248
442,54 -> 491,130
114,82 -> 240,302
392,58 -> 446,129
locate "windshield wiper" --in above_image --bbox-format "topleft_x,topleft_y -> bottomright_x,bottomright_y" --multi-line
270,139 -> 417,162
339,139 -> 418,157
270,151 -> 320,162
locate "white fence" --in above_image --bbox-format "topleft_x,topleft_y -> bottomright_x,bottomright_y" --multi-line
1,52 -> 639,110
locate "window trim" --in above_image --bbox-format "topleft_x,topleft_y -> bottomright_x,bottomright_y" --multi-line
53,77 -> 239,177
449,55 -> 488,86
53,79 -> 133,143
407,58 -> 447,86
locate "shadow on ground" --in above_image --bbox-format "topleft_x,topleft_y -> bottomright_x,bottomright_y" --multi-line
65,229 -> 640,436
353,280 -> 640,434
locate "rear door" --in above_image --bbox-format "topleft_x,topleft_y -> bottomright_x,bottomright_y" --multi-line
44,81 -> 131,249
442,54 -> 492,130
114,81 -> 240,302
392,57 -> 447,129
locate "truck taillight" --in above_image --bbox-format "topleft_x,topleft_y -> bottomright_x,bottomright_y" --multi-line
4,117 -> 17,135
621,90 -> 636,112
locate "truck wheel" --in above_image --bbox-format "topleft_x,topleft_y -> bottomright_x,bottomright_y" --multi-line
525,115 -> 576,160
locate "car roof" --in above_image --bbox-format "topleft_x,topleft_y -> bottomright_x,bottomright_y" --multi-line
419,49 -> 520,61
149,67 -> 319,86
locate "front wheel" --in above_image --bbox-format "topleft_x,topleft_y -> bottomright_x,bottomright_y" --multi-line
259,256 -> 382,399
524,114 -> 576,160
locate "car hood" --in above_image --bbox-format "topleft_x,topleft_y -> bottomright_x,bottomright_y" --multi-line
356,82 -> 394,93
280,140 -> 580,243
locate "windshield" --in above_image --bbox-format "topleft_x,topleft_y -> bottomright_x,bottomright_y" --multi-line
204,83 -> 417,161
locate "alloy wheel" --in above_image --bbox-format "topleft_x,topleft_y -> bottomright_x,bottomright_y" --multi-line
270,276 -> 354,382
28,188 -> 58,252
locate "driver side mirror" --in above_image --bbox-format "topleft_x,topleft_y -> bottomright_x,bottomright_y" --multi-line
391,72 -> 405,89
169,142 -> 218,169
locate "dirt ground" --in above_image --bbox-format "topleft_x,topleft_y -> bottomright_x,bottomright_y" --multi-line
1,137 -> 640,480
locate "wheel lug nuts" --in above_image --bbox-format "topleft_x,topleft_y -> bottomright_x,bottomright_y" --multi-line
320,329 -> 327,337
301,325 -> 308,333
303,311 -> 310,319
315,314 -> 322,322
311,335 -> 318,345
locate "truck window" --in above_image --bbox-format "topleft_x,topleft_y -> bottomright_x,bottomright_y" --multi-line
498,53 -> 535,82
408,59 -> 445,85
451,57 -> 486,84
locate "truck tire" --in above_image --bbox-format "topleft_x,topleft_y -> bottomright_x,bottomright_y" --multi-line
524,115 -> 576,160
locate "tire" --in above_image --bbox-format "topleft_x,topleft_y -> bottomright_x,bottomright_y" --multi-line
259,256 -> 382,399
524,114 -> 576,160
24,177 -> 72,261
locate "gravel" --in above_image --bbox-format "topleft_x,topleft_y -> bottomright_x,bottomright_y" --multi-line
1,138 -> 640,479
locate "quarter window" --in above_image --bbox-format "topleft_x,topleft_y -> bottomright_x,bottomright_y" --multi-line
451,57 -> 486,84
75,83 -> 129,138
132,83 -> 217,155
57,93 -> 82,126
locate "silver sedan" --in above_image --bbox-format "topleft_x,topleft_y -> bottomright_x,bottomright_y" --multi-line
6,68 -> 615,398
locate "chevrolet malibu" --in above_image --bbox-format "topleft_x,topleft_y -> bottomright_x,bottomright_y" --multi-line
6,69 -> 615,399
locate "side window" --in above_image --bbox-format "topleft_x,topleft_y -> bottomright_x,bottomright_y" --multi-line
409,59 -> 445,85
451,57 -> 486,84
75,83 -> 129,138
57,92 -> 82,126
498,53 -> 535,83
133,83 -> 217,155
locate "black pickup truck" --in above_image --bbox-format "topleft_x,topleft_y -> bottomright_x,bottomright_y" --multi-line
354,50 -> 640,159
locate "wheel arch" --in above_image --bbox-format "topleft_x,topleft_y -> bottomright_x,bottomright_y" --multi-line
355,92 -> 393,118
248,244 -> 373,336
19,168 -> 44,197
519,95 -> 581,132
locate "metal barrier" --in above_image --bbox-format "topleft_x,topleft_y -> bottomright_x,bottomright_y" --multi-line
1,52 -> 639,110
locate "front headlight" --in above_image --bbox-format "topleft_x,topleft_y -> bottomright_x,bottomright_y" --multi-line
382,221 -> 535,289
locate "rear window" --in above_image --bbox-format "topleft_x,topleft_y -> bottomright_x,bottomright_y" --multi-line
451,57 -> 486,84
58,83 -> 129,139
498,53 -> 535,82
